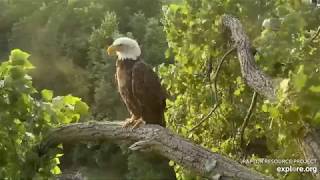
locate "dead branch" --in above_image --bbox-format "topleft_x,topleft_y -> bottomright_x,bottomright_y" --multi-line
40,121 -> 273,180
222,15 -> 276,101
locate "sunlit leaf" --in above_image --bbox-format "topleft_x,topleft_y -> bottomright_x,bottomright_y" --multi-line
292,66 -> 307,91
309,85 -> 320,93
50,166 -> 61,175
41,89 -> 53,102
9,49 -> 30,66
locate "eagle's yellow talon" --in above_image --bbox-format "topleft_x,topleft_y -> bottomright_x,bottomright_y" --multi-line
131,119 -> 146,130
122,117 -> 135,128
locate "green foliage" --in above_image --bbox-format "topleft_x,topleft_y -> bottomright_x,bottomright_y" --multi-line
5,0 -> 319,179
160,0 -> 320,179
126,152 -> 176,180
0,49 -> 89,179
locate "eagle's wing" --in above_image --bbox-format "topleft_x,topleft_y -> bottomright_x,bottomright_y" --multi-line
132,61 -> 166,125
114,60 -> 119,91
114,72 -> 118,91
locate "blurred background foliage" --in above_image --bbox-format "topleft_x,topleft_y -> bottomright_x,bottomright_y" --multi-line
0,0 -> 320,179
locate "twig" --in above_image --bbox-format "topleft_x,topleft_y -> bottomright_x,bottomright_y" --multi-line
189,47 -> 236,132
302,26 -> 320,50
310,26 -> 320,42
189,103 -> 220,132
239,91 -> 258,147
205,58 -> 213,81
205,58 -> 215,103
212,46 -> 236,102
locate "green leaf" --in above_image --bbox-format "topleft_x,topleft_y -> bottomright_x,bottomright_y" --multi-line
63,95 -> 80,105
10,66 -> 25,79
279,78 -> 290,92
50,166 -> 61,175
169,160 -> 175,166
292,65 -> 307,91
313,112 -> 320,125
261,104 -> 268,112
278,78 -> 290,101
309,85 -> 320,93
41,89 -> 53,102
234,89 -> 241,96
9,49 -> 30,66
74,101 -> 89,115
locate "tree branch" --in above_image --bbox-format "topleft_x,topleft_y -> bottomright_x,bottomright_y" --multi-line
310,26 -> 320,42
189,103 -> 220,132
221,15 -> 320,175
56,170 -> 86,180
189,47 -> 236,132
212,46 -> 236,102
298,127 -> 320,179
40,121 -> 273,180
222,15 -> 276,101
239,91 -> 258,147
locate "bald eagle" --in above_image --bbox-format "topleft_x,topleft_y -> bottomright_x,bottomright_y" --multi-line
107,37 -> 167,128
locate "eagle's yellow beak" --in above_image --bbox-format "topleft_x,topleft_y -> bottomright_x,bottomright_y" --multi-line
107,45 -> 118,56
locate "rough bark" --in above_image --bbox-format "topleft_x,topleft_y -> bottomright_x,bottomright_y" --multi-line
222,15 -> 276,101
56,170 -> 86,180
221,15 -> 320,177
298,128 -> 320,178
40,121 -> 273,180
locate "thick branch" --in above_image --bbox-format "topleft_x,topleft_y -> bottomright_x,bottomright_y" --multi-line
41,121 -> 273,180
222,15 -> 320,175
222,15 -> 276,101
298,128 -> 320,178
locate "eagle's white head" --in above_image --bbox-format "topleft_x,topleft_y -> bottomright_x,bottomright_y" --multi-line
107,37 -> 141,60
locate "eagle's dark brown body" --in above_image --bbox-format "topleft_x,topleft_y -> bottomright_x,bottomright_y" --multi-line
116,58 -> 166,126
